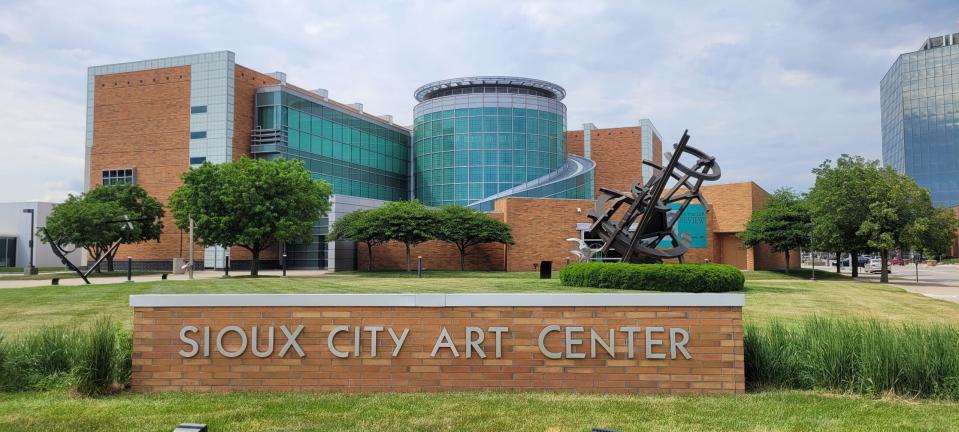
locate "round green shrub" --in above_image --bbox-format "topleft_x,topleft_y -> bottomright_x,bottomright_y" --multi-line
559,262 -> 744,292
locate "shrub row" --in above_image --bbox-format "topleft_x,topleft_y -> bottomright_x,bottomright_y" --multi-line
0,317 -> 130,396
559,262 -> 744,292
745,317 -> 959,399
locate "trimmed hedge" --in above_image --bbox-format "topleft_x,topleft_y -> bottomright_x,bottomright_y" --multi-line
559,262 -> 744,292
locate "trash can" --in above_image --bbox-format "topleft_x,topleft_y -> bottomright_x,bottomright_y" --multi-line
539,260 -> 552,279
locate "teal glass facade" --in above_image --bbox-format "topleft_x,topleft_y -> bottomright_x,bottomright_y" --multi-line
412,77 -> 593,210
252,86 -> 411,268
413,107 -> 567,207
881,34 -> 959,207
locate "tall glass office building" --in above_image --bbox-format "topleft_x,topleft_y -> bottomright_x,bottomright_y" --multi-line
413,77 -> 594,210
252,85 -> 411,268
881,33 -> 959,207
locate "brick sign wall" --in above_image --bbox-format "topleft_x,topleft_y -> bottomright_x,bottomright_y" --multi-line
131,294 -> 744,394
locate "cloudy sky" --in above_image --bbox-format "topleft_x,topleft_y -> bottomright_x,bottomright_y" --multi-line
0,0 -> 956,202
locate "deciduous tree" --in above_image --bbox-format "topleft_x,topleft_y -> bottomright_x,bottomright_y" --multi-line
432,205 -> 514,271
807,155 -> 880,276
41,184 -> 164,271
376,200 -> 434,272
739,188 -> 811,273
169,158 -> 331,276
329,209 -> 387,271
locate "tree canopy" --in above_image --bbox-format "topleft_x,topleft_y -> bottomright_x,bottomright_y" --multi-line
807,155 -> 882,276
376,200 -> 435,271
738,188 -> 811,273
41,184 -> 164,271
432,205 -> 514,271
328,209 -> 387,271
807,155 -> 954,282
168,157 -> 331,275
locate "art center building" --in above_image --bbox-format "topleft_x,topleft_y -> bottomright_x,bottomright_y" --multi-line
84,50 -> 795,272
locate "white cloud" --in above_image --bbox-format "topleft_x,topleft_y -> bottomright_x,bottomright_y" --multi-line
0,0 -> 955,202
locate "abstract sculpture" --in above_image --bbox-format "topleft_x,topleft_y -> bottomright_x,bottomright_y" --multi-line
42,216 -> 149,284
583,130 -> 720,263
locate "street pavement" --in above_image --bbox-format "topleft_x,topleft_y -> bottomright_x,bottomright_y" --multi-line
821,263 -> 959,303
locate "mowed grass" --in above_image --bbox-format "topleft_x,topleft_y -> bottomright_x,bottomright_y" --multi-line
1,270 -> 958,430
1,390 -> 957,432
0,270 -> 957,333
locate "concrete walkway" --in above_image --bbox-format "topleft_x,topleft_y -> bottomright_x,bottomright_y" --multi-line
0,269 -> 331,289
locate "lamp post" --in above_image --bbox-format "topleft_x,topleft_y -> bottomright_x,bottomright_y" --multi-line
21,209 -> 37,275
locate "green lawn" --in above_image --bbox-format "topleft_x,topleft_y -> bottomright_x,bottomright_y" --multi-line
1,390 -> 957,431
2,270 -> 958,430
0,270 -> 956,333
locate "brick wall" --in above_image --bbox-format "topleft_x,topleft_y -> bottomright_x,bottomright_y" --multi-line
132,304 -> 744,394
566,126 -> 647,195
90,66 -> 201,262
498,198 -> 594,272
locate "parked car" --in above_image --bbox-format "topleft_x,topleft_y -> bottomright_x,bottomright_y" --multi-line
841,256 -> 870,267
867,258 -> 890,274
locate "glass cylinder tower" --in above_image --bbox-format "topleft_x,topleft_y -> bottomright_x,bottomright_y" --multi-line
413,76 -> 594,210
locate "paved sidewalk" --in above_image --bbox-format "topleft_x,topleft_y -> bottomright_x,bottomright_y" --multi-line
0,269 -> 330,289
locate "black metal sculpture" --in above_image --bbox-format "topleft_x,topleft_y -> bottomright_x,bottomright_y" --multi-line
42,216 -> 150,284
583,130 -> 720,263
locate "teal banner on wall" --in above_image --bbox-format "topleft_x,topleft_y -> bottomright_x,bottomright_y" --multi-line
657,203 -> 707,249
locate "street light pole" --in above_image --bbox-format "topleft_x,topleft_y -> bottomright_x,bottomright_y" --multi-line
21,209 -> 37,275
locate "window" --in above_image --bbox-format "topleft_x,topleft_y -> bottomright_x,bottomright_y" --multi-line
189,156 -> 206,165
190,131 -> 207,139
190,106 -> 207,114
102,169 -> 134,185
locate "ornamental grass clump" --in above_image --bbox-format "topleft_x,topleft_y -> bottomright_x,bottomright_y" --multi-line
559,262 -> 744,292
0,317 -> 132,395
74,317 -> 119,396
745,317 -> 959,399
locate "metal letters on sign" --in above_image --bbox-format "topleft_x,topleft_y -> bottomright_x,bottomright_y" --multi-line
177,324 -> 693,360
581,130 -> 721,263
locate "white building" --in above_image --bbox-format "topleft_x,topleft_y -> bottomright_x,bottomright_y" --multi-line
0,202 -> 80,269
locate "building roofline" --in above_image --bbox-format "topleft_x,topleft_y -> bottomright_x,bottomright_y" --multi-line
414,76 -> 566,102
256,84 -> 411,133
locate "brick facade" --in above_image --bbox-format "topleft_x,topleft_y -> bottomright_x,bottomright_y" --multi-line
132,302 -> 745,394
88,63 -> 285,267
358,182 -> 799,272
90,66 -> 199,263
566,126 -> 663,195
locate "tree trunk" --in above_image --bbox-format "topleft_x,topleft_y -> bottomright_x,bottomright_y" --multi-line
880,249 -> 889,283
106,253 -> 115,272
459,245 -> 466,272
835,252 -> 841,273
250,249 -> 260,276
784,250 -> 790,274
405,244 -> 411,272
851,251 -> 859,278
367,243 -> 374,272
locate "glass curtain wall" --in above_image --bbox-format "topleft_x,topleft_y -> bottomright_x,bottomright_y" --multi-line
413,107 -> 567,207
254,88 -> 412,268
